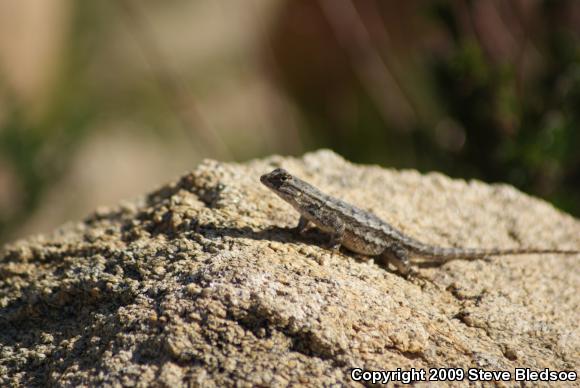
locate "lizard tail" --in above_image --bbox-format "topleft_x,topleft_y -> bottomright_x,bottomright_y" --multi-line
414,245 -> 580,262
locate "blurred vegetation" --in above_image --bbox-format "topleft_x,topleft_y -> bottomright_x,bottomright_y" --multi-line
431,0 -> 580,214
269,0 -> 580,215
0,0 -> 579,242
0,3 -> 98,240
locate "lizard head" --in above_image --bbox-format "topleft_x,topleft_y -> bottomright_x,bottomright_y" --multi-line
260,168 -> 307,203
260,168 -> 293,192
261,168 -> 324,214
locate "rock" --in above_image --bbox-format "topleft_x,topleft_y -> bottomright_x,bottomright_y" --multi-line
1,150 -> 578,386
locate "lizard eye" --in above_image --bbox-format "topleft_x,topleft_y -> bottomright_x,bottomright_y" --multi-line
272,168 -> 290,181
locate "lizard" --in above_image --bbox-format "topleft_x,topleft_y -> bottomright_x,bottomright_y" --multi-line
260,168 -> 579,277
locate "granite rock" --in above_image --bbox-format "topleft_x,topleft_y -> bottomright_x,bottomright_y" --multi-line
1,150 -> 578,386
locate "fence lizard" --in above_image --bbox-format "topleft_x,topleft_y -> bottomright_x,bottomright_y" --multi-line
260,168 -> 578,277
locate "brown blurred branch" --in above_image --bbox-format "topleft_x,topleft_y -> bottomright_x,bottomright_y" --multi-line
508,1 -> 537,104
318,0 -> 419,128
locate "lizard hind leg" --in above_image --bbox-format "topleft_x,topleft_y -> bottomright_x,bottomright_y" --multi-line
381,245 -> 412,277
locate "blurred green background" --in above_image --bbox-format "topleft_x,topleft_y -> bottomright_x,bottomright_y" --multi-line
0,0 -> 579,243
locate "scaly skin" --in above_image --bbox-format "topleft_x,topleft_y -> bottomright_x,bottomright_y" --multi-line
260,168 -> 579,276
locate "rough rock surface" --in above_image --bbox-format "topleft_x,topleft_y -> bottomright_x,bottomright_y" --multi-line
1,150 -> 579,387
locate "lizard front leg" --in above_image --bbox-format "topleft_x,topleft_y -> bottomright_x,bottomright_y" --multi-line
319,214 -> 346,252
326,222 -> 345,252
295,216 -> 312,235
295,214 -> 345,252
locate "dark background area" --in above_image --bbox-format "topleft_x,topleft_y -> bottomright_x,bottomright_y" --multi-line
1,0 -> 579,243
